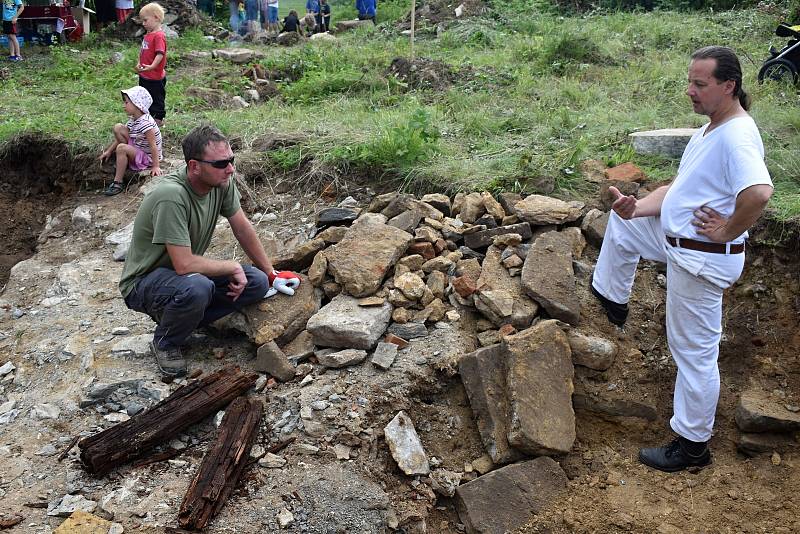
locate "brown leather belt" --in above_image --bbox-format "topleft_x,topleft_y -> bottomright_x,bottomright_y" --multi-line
666,236 -> 744,254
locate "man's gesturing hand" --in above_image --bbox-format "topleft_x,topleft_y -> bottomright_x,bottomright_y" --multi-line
609,186 -> 638,220
227,264 -> 247,301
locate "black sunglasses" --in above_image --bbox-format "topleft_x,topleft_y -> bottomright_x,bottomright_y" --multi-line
194,156 -> 235,169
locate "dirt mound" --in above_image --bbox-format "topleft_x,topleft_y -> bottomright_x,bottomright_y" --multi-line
401,0 -> 488,25
104,0 -> 222,41
387,56 -> 457,90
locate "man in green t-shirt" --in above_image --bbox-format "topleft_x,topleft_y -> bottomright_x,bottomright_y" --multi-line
120,124 -> 286,377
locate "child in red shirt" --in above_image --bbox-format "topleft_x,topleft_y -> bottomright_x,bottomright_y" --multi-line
136,2 -> 167,126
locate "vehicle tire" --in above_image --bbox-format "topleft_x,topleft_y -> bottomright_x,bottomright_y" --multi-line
758,58 -> 798,84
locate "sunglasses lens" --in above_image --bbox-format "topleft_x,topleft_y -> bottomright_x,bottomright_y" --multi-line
212,157 -> 234,169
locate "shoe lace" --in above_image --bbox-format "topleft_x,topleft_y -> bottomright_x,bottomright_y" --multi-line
663,438 -> 682,458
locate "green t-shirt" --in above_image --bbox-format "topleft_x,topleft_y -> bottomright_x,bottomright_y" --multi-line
119,166 -> 241,298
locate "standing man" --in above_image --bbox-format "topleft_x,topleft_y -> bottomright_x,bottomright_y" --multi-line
120,124 -> 298,377
591,46 -> 773,472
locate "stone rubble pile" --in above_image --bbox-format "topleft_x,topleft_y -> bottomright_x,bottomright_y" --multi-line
217,189 -> 626,531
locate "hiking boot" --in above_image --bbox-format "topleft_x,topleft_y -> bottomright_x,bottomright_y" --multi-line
639,437 -> 711,473
591,284 -> 629,327
151,341 -> 187,377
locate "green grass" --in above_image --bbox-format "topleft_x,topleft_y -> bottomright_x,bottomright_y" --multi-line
3,0 -> 800,219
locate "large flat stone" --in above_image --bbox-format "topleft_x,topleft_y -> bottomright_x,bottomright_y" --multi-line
459,344 -> 522,465
222,274 -> 320,346
463,222 -> 532,250
455,457 -> 568,534
306,294 -> 392,350
513,195 -> 583,226
521,231 -> 580,325
735,389 -> 800,433
476,245 -> 538,329
504,320 -> 575,455
325,218 -> 413,297
629,128 -> 697,159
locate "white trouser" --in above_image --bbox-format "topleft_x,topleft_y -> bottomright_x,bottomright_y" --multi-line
593,213 -> 745,442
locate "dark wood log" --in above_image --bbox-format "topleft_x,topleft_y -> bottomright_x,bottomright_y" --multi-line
178,396 -> 263,531
79,365 -> 258,476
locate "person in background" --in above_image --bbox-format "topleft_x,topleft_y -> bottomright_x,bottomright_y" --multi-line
260,0 -> 278,34
357,0 -> 375,23
305,0 -> 318,16
244,0 -> 259,34
136,2 -> 167,127
115,0 -> 134,24
99,86 -> 163,196
315,0 -> 330,33
2,0 -> 23,61
229,0 -> 241,35
197,0 -> 215,17
94,0 -> 116,30
280,9 -> 301,35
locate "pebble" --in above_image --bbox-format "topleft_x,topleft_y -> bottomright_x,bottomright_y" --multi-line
12,309 -> 25,319
254,375 -> 268,392
333,444 -> 351,460
311,400 -> 329,411
299,375 -> 314,387
0,361 -> 15,376
125,402 -> 144,416
111,327 -> 131,336
168,459 -> 188,468
277,508 -> 294,527
251,445 -> 265,458
35,444 -> 59,456
258,453 -> 287,468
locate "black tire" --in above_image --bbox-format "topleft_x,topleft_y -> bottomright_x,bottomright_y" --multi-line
758,58 -> 798,84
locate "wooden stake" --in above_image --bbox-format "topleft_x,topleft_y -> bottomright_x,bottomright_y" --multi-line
410,0 -> 416,62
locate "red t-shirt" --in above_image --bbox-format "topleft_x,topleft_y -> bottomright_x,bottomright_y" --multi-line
139,30 -> 167,81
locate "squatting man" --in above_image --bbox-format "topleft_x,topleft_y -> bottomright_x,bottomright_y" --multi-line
592,46 -> 773,472
119,124 -> 300,377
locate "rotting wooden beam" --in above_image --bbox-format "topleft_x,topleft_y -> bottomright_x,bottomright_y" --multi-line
178,396 -> 263,530
78,365 -> 258,476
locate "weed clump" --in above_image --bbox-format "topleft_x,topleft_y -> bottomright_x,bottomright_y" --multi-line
540,32 -> 616,74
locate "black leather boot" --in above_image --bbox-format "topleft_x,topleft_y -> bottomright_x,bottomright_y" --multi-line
590,284 -> 629,327
639,437 -> 711,473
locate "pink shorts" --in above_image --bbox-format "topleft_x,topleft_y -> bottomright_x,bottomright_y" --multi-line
128,147 -> 153,171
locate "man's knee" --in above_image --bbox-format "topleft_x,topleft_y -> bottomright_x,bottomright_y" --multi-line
246,267 -> 269,293
175,275 -> 215,311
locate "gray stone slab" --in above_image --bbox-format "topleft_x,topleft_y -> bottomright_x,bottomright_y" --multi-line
455,456 -> 568,534
387,322 -> 428,340
629,128 -> 697,159
306,294 -> 392,350
371,342 -> 398,370
317,348 -> 368,369
521,231 -> 580,325
384,411 -> 430,475
254,341 -> 296,381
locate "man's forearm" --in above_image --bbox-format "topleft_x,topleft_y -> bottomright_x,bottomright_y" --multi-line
721,185 -> 773,241
229,212 -> 274,274
173,254 -> 242,278
634,185 -> 670,218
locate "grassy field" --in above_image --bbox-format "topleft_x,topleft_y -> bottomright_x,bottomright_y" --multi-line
3,0 -> 800,218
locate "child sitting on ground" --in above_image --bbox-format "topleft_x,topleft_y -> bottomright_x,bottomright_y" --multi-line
99,86 -> 163,196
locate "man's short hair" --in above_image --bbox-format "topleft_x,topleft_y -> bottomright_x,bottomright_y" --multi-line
182,125 -> 229,163
691,45 -> 750,110
139,2 -> 165,22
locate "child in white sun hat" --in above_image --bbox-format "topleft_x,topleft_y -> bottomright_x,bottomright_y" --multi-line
99,86 -> 163,196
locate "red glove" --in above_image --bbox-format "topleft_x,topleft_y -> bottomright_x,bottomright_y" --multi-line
267,270 -> 301,296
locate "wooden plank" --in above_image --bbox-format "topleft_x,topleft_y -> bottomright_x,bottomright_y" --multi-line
79,365 -> 258,476
178,396 -> 263,530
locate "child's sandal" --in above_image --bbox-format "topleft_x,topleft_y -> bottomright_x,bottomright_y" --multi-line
103,182 -> 125,196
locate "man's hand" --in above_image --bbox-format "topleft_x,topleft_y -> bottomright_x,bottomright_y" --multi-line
227,264 -> 247,301
692,206 -> 730,243
268,270 -> 301,296
609,186 -> 638,219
